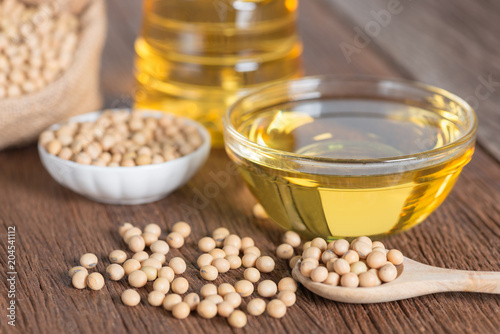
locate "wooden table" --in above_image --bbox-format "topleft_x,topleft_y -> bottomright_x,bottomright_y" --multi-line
1,1 -> 499,333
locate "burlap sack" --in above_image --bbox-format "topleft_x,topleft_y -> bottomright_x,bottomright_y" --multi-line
0,0 -> 106,150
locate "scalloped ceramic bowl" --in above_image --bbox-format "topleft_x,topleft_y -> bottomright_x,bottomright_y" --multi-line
38,109 -> 211,205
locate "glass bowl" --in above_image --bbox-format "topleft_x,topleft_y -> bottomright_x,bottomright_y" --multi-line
223,76 -> 477,240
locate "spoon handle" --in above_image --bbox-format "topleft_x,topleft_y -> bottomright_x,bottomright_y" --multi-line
424,266 -> 500,294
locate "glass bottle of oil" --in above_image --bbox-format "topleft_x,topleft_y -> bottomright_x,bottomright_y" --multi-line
134,0 -> 303,146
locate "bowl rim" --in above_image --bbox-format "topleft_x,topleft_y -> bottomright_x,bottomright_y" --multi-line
38,108 -> 211,171
224,75 -> 478,165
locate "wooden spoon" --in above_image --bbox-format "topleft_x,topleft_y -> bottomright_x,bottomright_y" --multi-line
292,257 -> 500,303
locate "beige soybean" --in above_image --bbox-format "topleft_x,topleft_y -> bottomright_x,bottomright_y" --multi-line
267,299 -> 287,319
128,235 -> 146,253
311,237 -> 327,252
166,232 -> 184,249
326,258 -> 338,272
150,240 -> 169,255
276,243 -> 294,260
197,300 -> 218,319
123,259 -> 141,275
222,245 -> 239,256
171,277 -> 189,294
244,246 -> 261,257
148,291 -> 165,307
153,277 -> 170,294
252,203 -> 268,219
212,227 -> 230,245
368,269 -> 383,286
158,266 -> 175,282
333,239 -> 350,256
199,237 -> 216,252
234,280 -> 254,297
355,236 -> 373,248
163,294 -> 182,311
123,227 -> 142,242
256,256 -> 275,273
228,310 -> 247,328
282,230 -> 301,247
121,289 -> 141,306
289,255 -> 301,269
300,259 -> 318,277
141,266 -> 158,281
142,232 -> 159,246
205,294 -> 224,305
80,253 -> 98,269
379,263 -> 398,282
240,237 -> 255,250
244,267 -> 260,283
142,258 -> 162,271
109,250 -> 127,264
321,250 -> 337,264
68,266 -> 87,277
333,259 -> 351,276
257,280 -> 277,298
387,249 -> 404,265
200,284 -> 218,298
359,271 -> 379,287
350,261 -> 368,275
132,251 -> 149,262
323,272 -> 340,286
197,253 -> 214,268
172,221 -> 191,238
213,258 -> 230,273
242,253 -> 258,268
352,241 -> 372,259
106,264 -> 125,281
218,283 -> 235,297
72,271 -> 88,289
342,250 -> 360,264
302,246 -> 322,261
247,298 -> 266,316
223,234 -> 241,250
200,265 -> 218,281
169,257 -> 187,274
217,301 -> 234,318
184,293 -> 200,310
150,253 -> 166,264
310,266 -> 328,283
341,272 -> 359,288
129,270 -> 148,287
278,277 -> 297,292
144,223 -> 162,237
278,290 -> 296,307
119,223 -> 134,236
172,302 -> 191,319
225,255 -> 242,269
366,251 -> 387,269
224,292 -> 242,308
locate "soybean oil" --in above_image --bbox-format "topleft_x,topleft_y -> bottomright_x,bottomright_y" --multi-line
134,0 -> 303,146
236,99 -> 474,239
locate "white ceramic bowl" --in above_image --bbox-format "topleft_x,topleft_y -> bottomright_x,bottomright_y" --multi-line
38,110 -> 211,205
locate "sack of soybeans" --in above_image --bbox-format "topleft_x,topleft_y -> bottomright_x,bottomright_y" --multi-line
0,0 -> 106,150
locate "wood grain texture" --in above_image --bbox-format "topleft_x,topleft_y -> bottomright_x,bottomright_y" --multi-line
1,1 -> 499,333
328,0 -> 500,161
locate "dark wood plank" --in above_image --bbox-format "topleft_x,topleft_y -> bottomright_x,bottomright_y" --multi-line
328,0 -> 500,161
0,146 -> 499,334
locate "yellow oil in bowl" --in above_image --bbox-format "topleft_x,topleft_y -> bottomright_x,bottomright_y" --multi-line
224,77 -> 477,240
